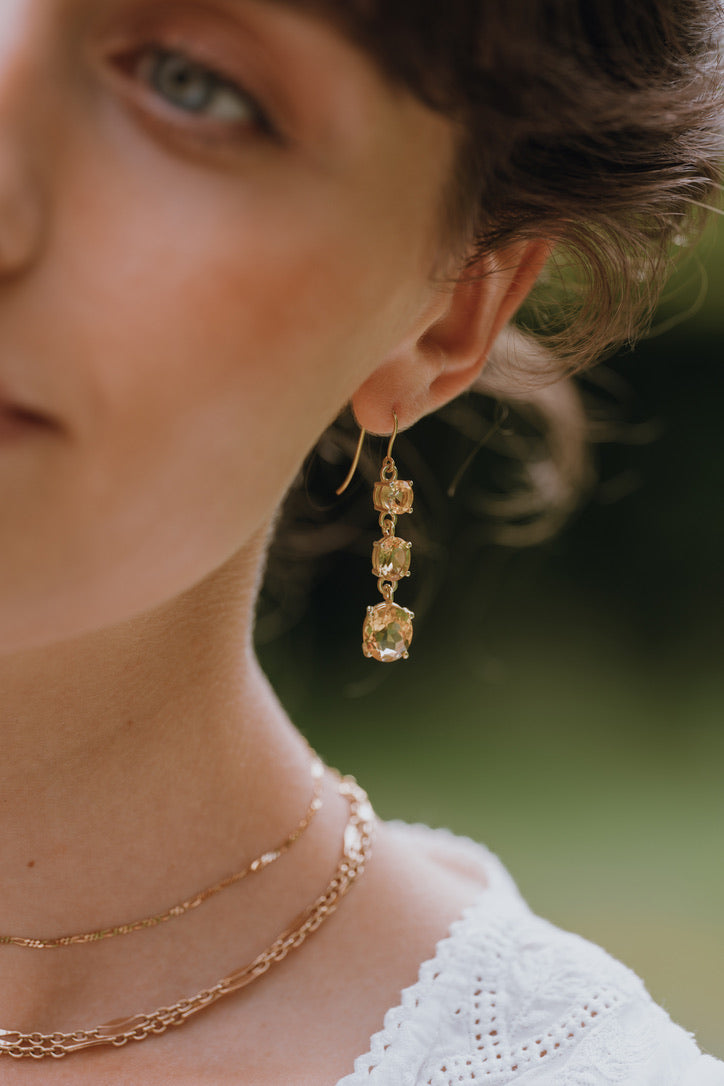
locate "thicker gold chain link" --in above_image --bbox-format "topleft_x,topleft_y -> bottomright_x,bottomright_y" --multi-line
0,777 -> 374,1059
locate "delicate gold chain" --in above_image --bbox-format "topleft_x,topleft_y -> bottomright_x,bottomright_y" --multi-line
0,759 -> 325,950
0,777 -> 374,1060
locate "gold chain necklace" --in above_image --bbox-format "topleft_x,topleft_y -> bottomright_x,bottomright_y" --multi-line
0,759 -> 324,950
0,777 -> 374,1060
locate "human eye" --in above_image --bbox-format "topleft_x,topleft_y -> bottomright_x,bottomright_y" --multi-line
116,44 -> 275,140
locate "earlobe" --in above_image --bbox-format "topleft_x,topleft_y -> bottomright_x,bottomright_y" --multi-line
352,239 -> 551,434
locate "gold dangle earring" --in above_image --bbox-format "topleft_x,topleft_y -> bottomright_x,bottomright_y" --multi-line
337,413 -> 414,662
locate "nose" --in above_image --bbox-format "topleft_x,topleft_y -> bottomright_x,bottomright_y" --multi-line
0,3 -> 48,279
0,148 -> 44,278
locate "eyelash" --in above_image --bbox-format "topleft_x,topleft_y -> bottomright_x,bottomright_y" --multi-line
121,43 -> 275,142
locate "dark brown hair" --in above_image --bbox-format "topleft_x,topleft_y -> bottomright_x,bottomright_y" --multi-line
264,0 -> 723,627
291,0 -> 723,376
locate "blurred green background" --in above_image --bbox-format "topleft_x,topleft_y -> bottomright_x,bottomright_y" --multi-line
258,223 -> 724,1058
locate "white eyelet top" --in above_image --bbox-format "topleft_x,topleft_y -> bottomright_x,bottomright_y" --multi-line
336,825 -> 722,1086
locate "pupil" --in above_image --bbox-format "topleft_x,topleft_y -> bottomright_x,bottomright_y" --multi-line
155,54 -> 214,111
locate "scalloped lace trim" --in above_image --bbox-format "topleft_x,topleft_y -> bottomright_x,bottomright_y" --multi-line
334,824 -> 721,1086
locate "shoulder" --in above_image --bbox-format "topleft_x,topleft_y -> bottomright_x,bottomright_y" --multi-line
339,823 -> 723,1086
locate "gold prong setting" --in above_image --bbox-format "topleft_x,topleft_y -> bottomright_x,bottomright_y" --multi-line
361,431 -> 414,663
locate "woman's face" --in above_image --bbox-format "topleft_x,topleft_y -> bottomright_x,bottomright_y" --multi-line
0,0 -> 456,651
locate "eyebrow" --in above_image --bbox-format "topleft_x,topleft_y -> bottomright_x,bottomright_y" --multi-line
252,0 -> 366,32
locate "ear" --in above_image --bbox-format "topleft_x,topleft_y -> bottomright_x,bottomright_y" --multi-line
351,239 -> 551,434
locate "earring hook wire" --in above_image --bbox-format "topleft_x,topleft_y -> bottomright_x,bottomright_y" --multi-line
386,411 -> 399,461
335,427 -> 366,496
335,411 -> 399,496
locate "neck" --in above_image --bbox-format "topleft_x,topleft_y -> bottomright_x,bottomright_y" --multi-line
0,544 -> 315,940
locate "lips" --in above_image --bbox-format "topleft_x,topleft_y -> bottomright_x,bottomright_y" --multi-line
0,396 -> 58,439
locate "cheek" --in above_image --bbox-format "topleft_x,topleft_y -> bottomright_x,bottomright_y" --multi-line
66,166 -> 423,503
0,188 -> 425,650
51,90 -> 445,474
0,95 -> 448,650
